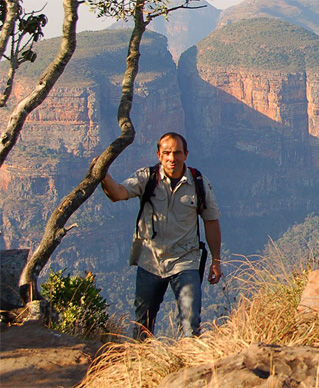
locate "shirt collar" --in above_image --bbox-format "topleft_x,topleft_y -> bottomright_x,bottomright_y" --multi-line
159,163 -> 192,185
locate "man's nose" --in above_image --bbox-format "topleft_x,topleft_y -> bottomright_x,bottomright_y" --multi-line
168,152 -> 175,161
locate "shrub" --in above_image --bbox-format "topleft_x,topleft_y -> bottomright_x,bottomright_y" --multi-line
41,269 -> 109,339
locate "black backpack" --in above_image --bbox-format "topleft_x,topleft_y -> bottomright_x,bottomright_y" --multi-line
135,163 -> 208,283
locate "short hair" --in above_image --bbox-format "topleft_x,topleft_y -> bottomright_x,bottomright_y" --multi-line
157,132 -> 188,153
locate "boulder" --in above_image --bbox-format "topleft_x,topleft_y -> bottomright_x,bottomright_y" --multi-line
158,343 -> 319,388
0,249 -> 29,309
297,270 -> 319,315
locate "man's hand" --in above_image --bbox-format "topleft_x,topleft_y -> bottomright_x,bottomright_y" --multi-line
208,260 -> 222,284
204,219 -> 222,284
101,173 -> 129,202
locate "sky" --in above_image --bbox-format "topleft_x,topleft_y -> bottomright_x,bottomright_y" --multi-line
26,0 -> 243,39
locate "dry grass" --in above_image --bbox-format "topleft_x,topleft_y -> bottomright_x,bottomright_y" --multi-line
77,247 -> 319,388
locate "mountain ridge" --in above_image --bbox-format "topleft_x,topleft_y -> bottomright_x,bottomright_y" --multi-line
198,18 -> 319,71
218,0 -> 319,35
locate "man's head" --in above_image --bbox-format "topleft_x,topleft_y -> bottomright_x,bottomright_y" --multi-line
156,132 -> 189,179
157,132 -> 188,154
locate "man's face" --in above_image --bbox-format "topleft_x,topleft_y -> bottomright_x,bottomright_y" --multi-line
156,136 -> 188,179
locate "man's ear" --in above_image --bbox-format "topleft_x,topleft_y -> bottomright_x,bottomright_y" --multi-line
185,150 -> 189,160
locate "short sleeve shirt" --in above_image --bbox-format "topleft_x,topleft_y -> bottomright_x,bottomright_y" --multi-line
121,164 -> 221,277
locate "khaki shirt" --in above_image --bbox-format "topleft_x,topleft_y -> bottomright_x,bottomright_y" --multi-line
121,164 -> 221,278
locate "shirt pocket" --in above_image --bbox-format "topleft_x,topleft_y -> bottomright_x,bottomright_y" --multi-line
152,190 -> 167,212
141,191 -> 167,238
175,194 -> 198,223
180,194 -> 197,206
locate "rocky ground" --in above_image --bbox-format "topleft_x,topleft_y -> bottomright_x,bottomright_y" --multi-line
0,322 -> 102,388
1,321 -> 319,388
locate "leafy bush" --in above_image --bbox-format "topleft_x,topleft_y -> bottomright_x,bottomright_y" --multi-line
41,269 -> 109,339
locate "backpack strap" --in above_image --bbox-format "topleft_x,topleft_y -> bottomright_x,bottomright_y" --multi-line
135,164 -> 159,239
188,167 -> 207,214
188,167 -> 208,284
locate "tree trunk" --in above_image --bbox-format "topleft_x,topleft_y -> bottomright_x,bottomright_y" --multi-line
19,0 -> 149,303
0,0 -> 78,167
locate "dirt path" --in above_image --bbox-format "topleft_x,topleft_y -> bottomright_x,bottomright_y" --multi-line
0,322 -> 102,388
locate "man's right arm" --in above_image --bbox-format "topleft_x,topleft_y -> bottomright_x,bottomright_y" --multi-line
101,173 -> 129,202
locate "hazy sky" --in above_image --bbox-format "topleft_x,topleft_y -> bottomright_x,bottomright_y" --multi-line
26,0 -> 243,39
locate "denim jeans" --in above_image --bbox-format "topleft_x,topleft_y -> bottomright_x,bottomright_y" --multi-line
133,267 -> 202,340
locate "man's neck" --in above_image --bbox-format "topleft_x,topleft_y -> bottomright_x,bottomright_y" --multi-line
163,163 -> 186,180
170,177 -> 180,190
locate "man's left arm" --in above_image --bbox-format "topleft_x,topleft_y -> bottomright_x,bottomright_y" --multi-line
204,219 -> 222,284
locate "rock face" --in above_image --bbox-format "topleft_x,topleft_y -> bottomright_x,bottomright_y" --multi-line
159,343 -> 319,388
179,64 -> 313,164
0,250 -> 29,308
307,72 -> 319,138
178,18 -> 319,166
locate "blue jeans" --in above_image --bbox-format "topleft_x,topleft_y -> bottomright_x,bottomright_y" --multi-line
133,267 -> 202,340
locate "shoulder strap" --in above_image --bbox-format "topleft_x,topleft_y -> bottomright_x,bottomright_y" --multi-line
135,164 -> 159,239
188,167 -> 207,214
188,167 -> 208,284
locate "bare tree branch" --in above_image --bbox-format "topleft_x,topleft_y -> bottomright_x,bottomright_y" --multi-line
0,0 -> 78,167
145,1 -> 206,21
0,49 -> 17,107
19,0 -> 150,302
0,0 -> 19,58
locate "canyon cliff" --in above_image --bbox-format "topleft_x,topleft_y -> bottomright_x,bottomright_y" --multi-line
0,20 -> 319,326
178,18 -> 319,250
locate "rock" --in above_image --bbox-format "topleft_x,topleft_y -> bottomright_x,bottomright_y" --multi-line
158,343 -> 319,388
25,300 -> 49,323
0,249 -> 29,309
297,270 -> 319,315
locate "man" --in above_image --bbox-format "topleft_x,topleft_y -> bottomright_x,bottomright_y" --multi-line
101,132 -> 222,339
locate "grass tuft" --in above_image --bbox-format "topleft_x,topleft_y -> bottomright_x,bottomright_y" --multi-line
77,245 -> 319,387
